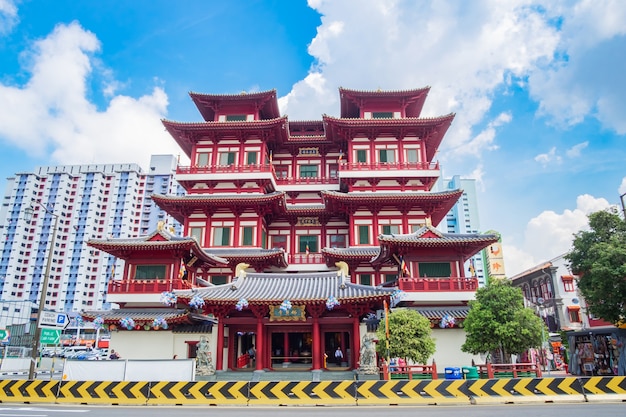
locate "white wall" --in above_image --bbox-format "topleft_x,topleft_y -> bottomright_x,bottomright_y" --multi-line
430,328 -> 483,370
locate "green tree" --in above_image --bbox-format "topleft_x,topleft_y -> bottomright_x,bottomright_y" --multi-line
566,210 -> 626,324
462,279 -> 545,361
376,308 -> 435,364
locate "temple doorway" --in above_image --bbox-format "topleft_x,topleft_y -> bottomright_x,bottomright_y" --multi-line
270,331 -> 313,370
325,331 -> 351,368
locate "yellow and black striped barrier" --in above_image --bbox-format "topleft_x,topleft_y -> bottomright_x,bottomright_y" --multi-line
0,376 -> 625,405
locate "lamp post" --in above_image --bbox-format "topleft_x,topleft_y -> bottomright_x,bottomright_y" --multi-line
620,192 -> 626,221
25,203 -> 59,380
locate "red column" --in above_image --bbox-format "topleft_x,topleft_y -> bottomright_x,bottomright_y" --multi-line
352,316 -> 360,369
312,316 -> 321,370
215,317 -> 225,371
255,316 -> 263,371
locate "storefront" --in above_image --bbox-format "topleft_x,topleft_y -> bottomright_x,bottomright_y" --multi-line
568,328 -> 624,376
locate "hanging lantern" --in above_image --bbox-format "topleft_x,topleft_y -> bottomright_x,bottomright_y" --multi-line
280,299 -> 292,312
326,296 -> 340,310
189,294 -> 205,310
120,317 -> 135,330
160,291 -> 177,306
93,316 -> 104,328
235,298 -> 249,311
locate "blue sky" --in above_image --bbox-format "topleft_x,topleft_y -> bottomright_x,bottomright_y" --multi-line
0,0 -> 625,276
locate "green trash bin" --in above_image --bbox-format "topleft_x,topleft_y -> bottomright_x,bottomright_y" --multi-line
462,366 -> 479,379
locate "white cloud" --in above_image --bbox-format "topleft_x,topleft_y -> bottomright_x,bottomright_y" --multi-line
0,0 -> 18,35
0,22 -> 179,170
534,146 -> 562,166
505,194 -> 611,275
565,141 -> 588,158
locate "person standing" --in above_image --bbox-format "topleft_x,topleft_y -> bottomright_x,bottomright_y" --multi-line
109,349 -> 120,360
334,347 -> 343,366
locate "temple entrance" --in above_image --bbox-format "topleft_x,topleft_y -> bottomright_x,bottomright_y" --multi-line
324,331 -> 351,369
233,331 -> 256,370
270,331 -> 313,369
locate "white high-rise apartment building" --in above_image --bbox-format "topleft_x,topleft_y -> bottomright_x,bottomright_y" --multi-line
0,155 -> 182,328
437,175 -> 489,286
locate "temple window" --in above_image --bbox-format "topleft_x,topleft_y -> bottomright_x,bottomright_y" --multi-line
372,111 -> 393,119
358,225 -> 370,244
190,227 -> 204,245
196,152 -> 210,167
299,235 -> 318,253
225,114 -> 247,122
300,164 -> 318,178
381,225 -> 400,235
246,151 -> 258,165
329,234 -> 346,248
406,149 -> 419,163
242,226 -> 254,246
211,275 -> 228,285
134,265 -> 166,280
378,149 -> 396,163
275,166 -> 288,178
271,235 -> 287,250
359,274 -> 372,286
213,227 -> 231,246
418,262 -> 451,278
219,152 -> 236,165
384,274 -> 397,282
356,150 -> 368,163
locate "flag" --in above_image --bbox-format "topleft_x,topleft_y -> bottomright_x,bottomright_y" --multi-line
469,258 -> 476,277
178,262 -> 186,279
400,256 -> 409,276
269,150 -> 273,163
110,265 -> 115,279
305,244 -> 310,255
338,149 -> 343,161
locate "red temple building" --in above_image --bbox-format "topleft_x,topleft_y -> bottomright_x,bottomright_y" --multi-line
85,87 -> 498,373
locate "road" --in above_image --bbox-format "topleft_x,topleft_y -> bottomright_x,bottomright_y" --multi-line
0,403 -> 623,417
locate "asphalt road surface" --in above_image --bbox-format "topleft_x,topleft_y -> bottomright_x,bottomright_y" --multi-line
0,403 -> 623,417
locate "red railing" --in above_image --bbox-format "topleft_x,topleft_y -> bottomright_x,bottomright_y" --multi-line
287,253 -> 325,264
397,277 -> 478,292
339,161 -> 439,172
475,362 -> 542,379
274,176 -> 340,186
177,164 -> 273,175
381,361 -> 438,380
108,279 -> 193,294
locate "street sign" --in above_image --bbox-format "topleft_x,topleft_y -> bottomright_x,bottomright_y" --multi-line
40,328 -> 61,345
0,329 -> 10,343
38,311 -> 70,329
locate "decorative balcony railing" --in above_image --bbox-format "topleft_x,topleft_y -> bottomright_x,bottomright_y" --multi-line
287,253 -> 325,264
177,164 -> 273,175
396,277 -> 478,292
108,279 -> 193,294
274,177 -> 340,186
339,161 -> 439,172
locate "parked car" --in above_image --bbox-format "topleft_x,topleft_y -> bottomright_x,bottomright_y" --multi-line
61,346 -> 91,358
41,347 -> 64,357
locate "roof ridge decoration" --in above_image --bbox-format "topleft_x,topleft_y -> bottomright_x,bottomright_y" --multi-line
231,262 -> 250,290
335,261 -> 349,289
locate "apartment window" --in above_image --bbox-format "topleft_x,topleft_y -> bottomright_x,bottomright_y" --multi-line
242,226 -> 254,246
358,225 -> 370,244
300,165 -> 318,178
562,275 -> 575,292
212,275 -> 228,285
246,151 -> 258,165
219,152 -> 236,165
135,265 -> 166,280
378,149 -> 395,163
197,153 -> 210,167
213,227 -> 231,246
568,306 -> 581,323
360,274 -> 372,286
329,234 -> 346,248
406,149 -> 419,163
372,111 -> 393,119
381,225 -> 400,235
225,114 -> 247,121
299,235 -> 318,253
356,150 -> 368,163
